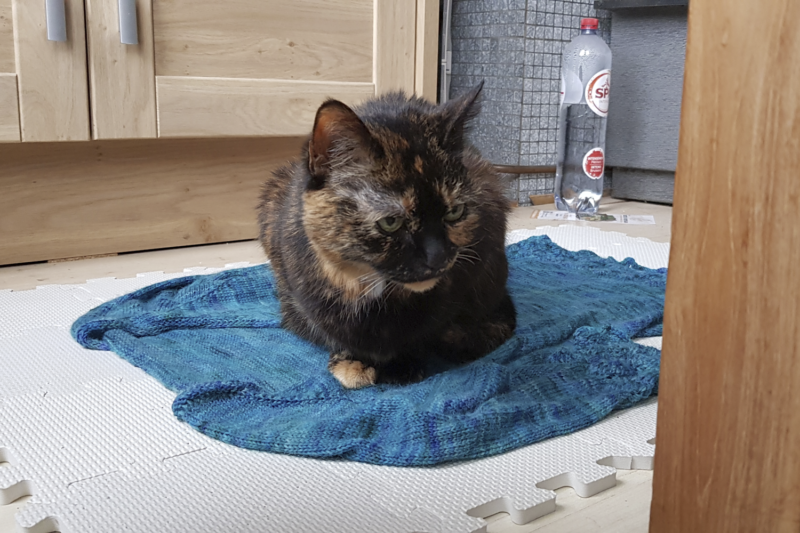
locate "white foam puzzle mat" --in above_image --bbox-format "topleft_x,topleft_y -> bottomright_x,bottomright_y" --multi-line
0,226 -> 669,533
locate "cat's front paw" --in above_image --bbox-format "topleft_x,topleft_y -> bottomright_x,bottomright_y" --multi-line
328,352 -> 377,389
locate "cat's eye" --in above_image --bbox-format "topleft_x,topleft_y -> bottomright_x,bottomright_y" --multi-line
443,204 -> 465,222
377,216 -> 404,233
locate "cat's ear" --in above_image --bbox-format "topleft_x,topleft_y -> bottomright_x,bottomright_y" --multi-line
439,81 -> 484,150
307,100 -> 374,189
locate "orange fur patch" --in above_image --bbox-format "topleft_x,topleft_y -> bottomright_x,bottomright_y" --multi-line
330,359 -> 377,389
315,249 -> 382,302
447,212 -> 480,247
403,277 -> 440,293
401,190 -> 416,213
414,155 -> 424,174
437,181 -> 462,206
303,190 -> 385,302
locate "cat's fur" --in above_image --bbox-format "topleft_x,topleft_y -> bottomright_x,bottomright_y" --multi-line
257,83 -> 516,388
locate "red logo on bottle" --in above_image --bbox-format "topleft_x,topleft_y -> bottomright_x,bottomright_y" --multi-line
586,69 -> 611,117
583,148 -> 605,179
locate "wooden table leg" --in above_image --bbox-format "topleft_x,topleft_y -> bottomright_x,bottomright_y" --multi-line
650,0 -> 800,531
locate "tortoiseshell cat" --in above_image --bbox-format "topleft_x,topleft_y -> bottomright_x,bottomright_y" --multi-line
257,83 -> 515,388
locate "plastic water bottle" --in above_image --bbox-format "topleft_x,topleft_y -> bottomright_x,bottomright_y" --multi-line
554,18 -> 612,214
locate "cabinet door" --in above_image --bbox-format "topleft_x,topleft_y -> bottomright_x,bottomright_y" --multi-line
153,0 -> 417,138
0,0 -> 20,142
12,0 -> 90,141
84,0 -> 157,139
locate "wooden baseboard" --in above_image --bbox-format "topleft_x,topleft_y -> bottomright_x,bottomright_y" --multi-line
528,193 -> 555,206
0,137 -> 304,265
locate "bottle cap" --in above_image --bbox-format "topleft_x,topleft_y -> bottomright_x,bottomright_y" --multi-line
581,18 -> 599,30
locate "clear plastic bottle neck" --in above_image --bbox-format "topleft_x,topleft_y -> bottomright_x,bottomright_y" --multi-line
581,29 -> 598,35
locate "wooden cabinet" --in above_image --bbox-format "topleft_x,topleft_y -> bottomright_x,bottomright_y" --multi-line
2,0 -> 90,142
0,1 -> 439,265
1,0 -> 435,142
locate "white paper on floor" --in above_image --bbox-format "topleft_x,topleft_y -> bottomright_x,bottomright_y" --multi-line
0,226 -> 668,533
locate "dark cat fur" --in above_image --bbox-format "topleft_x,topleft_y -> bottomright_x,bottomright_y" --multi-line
257,83 -> 516,388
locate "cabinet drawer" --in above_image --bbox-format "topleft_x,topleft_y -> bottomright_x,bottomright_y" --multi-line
152,0 -> 417,138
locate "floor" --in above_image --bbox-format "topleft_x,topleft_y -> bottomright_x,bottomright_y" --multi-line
0,199 -> 671,533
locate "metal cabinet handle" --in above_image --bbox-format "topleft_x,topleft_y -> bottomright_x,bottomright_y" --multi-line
46,0 -> 67,42
118,0 -> 139,45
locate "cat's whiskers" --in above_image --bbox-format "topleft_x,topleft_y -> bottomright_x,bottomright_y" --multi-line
357,271 -> 382,283
384,281 -> 400,299
358,277 -> 385,301
456,246 -> 482,265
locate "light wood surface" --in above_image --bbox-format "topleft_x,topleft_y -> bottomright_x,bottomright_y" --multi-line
152,0 -> 372,83
0,73 -> 19,142
414,0 -> 440,101
0,137 -> 304,265
375,0 -> 417,95
650,0 -> 800,531
12,0 -> 90,141
0,0 -> 14,72
156,77 -> 375,137
85,0 -> 157,139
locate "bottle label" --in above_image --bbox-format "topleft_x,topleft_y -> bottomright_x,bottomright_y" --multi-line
586,69 -> 611,117
583,147 -> 605,179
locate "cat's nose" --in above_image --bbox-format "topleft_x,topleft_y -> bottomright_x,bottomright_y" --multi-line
421,235 -> 449,271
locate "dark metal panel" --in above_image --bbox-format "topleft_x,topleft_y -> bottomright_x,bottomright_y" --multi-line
595,0 -> 688,10
605,6 -> 687,173
611,167 -> 675,203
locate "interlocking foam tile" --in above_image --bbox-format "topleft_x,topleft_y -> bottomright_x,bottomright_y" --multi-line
0,286 -> 102,340
573,399 -> 658,470
0,226 -> 669,533
16,450 -> 446,533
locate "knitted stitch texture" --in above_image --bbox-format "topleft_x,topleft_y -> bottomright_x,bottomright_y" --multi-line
72,236 -> 665,467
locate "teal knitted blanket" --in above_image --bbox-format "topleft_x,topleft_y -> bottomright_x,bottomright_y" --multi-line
72,236 -> 665,467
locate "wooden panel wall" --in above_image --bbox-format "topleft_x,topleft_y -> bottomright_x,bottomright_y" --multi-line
0,73 -> 19,141
156,78 -> 374,137
375,0 -> 417,94
0,0 -> 14,72
0,137 -> 305,265
12,0 -> 90,141
650,0 -> 800,531
414,0 -> 440,101
152,0 -> 373,83
85,0 -> 157,139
